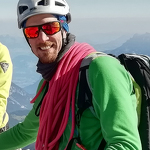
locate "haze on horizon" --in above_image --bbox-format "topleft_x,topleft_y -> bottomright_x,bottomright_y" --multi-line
1,0 -> 150,44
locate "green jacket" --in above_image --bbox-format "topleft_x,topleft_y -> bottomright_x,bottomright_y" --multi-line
0,43 -> 12,128
0,55 -> 141,150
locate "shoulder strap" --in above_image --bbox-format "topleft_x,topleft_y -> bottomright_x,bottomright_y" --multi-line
76,52 -> 107,149
66,52 -> 107,150
77,52 -> 106,126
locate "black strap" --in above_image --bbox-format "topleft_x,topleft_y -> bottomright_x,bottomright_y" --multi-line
66,137 -> 81,150
77,65 -> 107,149
35,83 -> 48,116
66,138 -> 76,150
98,138 -> 106,150
76,65 -> 92,127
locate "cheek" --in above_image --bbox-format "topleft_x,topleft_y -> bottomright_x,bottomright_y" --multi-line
29,40 -> 36,48
29,39 -> 35,45
28,40 -> 37,53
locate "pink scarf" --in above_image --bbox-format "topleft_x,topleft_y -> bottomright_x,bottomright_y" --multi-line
31,42 -> 96,150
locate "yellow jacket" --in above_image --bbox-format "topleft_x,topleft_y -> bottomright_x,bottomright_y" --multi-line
0,43 -> 12,128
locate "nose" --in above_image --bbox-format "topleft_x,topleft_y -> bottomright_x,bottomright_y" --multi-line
37,30 -> 49,42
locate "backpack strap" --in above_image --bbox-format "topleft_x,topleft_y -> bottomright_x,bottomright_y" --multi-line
76,64 -> 92,127
76,52 -> 107,149
66,52 -> 107,149
77,52 -> 106,126
98,138 -> 107,150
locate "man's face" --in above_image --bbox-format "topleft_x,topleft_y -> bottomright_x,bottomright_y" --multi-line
25,14 -> 63,64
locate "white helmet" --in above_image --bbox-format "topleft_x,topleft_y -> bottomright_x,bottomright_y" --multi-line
17,0 -> 71,29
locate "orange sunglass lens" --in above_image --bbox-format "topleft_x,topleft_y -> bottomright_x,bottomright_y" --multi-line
42,22 -> 60,35
24,27 -> 39,38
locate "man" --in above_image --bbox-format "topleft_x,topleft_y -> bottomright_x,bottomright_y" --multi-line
0,43 -> 12,133
0,0 -> 141,149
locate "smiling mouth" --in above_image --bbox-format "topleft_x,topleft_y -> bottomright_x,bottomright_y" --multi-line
39,44 -> 55,50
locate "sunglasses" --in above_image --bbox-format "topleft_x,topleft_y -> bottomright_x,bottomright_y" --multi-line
23,21 -> 61,39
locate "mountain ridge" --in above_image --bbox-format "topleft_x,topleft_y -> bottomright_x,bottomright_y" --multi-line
104,32 -> 150,55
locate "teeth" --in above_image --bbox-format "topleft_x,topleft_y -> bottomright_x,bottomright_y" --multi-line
40,46 -> 51,50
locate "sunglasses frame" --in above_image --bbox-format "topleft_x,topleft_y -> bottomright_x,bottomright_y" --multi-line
23,21 -> 62,39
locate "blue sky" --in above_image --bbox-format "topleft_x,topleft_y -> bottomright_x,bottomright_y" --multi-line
1,0 -> 150,43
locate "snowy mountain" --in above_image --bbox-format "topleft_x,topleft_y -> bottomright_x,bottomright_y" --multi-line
23,143 -> 35,150
8,82 -> 33,114
92,34 -> 133,52
9,110 -> 30,127
105,32 -> 150,56
8,82 -> 36,149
